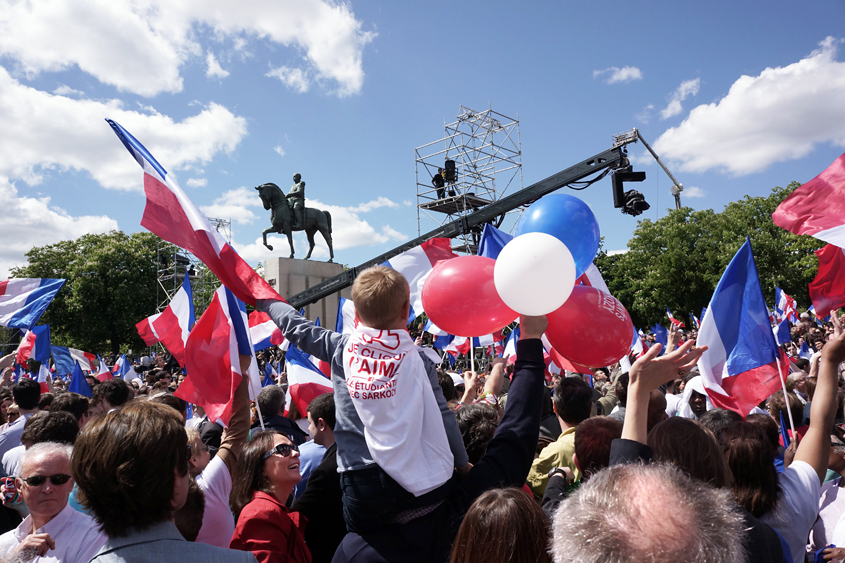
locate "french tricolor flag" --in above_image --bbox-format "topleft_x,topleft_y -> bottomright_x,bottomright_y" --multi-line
382,238 -> 457,323
697,239 -> 789,417
175,285 -> 262,426
774,287 -> 797,323
666,308 -> 685,327
576,264 -> 611,295
112,354 -> 132,380
773,151 -> 845,247
51,346 -> 97,375
136,275 -> 195,366
106,119 -> 282,307
0,278 -> 65,331
335,297 -> 358,336
36,363 -> 51,394
809,244 -> 845,314
690,313 -> 701,329
446,335 -> 471,356
15,325 -> 51,365
96,355 -> 114,382
284,345 -> 333,417
249,310 -> 285,352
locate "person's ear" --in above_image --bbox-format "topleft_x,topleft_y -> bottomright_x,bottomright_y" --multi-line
317,418 -> 328,432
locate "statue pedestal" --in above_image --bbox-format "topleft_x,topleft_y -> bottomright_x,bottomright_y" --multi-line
264,258 -> 351,328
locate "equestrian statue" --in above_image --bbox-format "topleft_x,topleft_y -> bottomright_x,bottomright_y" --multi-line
255,173 -> 334,262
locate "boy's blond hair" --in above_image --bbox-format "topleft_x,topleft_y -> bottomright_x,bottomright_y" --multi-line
352,265 -> 409,329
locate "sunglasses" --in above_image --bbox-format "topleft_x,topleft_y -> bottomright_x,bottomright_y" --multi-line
263,443 -> 299,460
20,474 -> 71,487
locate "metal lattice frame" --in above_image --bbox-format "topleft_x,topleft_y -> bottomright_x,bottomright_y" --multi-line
415,105 -> 523,253
155,216 -> 232,317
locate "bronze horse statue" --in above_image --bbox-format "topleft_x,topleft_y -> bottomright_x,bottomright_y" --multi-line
255,183 -> 334,262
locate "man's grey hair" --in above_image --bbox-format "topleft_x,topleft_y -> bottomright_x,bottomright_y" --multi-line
786,372 -> 804,386
19,442 -> 74,477
551,463 -> 746,563
257,385 -> 286,416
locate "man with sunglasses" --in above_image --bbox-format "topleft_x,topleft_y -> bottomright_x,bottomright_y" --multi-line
0,442 -> 105,562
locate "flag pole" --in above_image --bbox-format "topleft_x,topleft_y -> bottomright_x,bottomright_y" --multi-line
470,341 -> 475,376
247,362 -> 266,431
775,353 -> 796,437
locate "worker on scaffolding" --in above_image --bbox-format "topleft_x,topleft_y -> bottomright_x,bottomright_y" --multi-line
432,168 -> 446,199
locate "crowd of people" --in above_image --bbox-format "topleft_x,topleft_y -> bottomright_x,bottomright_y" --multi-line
0,266 -> 842,562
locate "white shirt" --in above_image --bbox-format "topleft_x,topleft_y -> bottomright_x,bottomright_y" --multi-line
194,454 -> 234,548
809,477 -> 845,553
0,500 -> 106,562
0,413 -> 34,461
664,393 -> 682,417
2,445 -> 24,477
760,460 -> 821,563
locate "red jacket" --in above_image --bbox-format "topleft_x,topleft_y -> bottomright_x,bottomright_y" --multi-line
230,491 -> 312,563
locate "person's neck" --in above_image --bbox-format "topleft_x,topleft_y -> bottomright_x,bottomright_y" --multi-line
557,416 -> 576,432
17,407 -> 37,416
268,484 -> 294,504
30,509 -> 60,531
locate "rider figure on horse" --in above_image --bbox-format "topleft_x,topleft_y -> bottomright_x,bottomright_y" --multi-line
287,173 -> 306,229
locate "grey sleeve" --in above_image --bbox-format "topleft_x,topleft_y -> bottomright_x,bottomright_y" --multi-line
422,352 -> 469,468
259,299 -> 344,362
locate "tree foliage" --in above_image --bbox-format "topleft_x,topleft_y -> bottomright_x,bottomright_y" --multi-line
595,182 -> 823,329
10,231 -> 165,354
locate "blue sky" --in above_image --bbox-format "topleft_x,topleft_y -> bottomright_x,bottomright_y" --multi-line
2,0 -> 844,278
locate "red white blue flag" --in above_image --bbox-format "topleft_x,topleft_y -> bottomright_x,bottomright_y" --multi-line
774,287 -> 797,323
773,152 -> 845,246
697,239 -> 788,417
249,310 -> 286,352
809,244 -> 845,314
335,296 -> 358,335
51,346 -> 97,375
96,355 -> 114,382
284,345 -> 333,417
14,325 -> 51,365
144,275 -> 195,366
666,308 -> 685,327
106,119 -> 282,306
0,279 -> 65,331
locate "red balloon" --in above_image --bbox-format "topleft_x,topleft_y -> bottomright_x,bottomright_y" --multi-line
546,286 -> 633,368
422,255 -> 517,337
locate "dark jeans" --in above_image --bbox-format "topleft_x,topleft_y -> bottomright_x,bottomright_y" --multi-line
340,465 -> 451,534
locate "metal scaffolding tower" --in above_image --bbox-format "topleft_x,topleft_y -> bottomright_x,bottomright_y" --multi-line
415,105 -> 523,254
155,217 -> 232,317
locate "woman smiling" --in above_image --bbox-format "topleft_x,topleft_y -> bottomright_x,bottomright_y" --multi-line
230,431 -> 311,563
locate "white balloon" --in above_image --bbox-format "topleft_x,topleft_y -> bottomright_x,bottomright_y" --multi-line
493,232 -> 577,316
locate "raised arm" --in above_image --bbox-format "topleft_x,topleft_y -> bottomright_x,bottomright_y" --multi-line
623,341 -> 707,445
259,299 -> 344,362
483,357 -> 505,397
795,311 -> 845,483
216,354 -> 252,476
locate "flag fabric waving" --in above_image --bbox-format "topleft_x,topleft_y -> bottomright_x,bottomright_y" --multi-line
284,345 -> 333,417
135,313 -> 161,346
106,119 -> 282,307
576,264 -> 611,295
774,287 -> 797,323
249,311 -> 285,352
142,275 -> 195,366
112,354 -> 132,380
809,245 -> 845,314
176,286 -> 261,426
96,355 -> 113,382
478,223 -> 513,260
772,152 -> 845,246
262,362 -> 277,387
15,325 -> 51,364
650,325 -> 668,356
382,238 -> 457,323
0,279 -> 65,331
666,308 -> 685,327
697,239 -> 789,417
690,313 -> 701,329
51,346 -> 96,375
68,362 -> 93,398
36,363 -> 50,394
335,297 -> 358,336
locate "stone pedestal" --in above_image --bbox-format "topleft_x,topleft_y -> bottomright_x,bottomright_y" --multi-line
264,258 -> 352,329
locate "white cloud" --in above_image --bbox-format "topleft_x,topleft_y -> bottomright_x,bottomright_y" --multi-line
0,66 -> 247,191
654,37 -> 845,175
635,104 -> 655,124
266,66 -> 310,93
345,196 -> 400,213
206,51 -> 229,79
274,146 -> 286,157
0,0 -> 374,97
593,66 -> 643,84
660,78 -> 700,120
607,249 -> 629,256
683,186 -> 705,198
52,85 -> 84,97
186,178 -> 208,187
0,178 -> 118,277
380,225 -> 406,240
200,186 -> 262,224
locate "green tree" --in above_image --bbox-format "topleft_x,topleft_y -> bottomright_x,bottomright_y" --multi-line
10,231 -> 165,354
595,182 -> 823,329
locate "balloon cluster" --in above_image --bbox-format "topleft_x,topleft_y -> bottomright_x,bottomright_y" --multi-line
422,193 -> 633,368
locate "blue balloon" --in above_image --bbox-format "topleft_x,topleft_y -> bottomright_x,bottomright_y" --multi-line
514,193 -> 600,277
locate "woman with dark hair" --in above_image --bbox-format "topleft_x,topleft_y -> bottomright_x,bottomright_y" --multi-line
449,488 -> 550,563
722,313 -> 845,563
230,430 -> 311,563
647,417 -> 733,489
